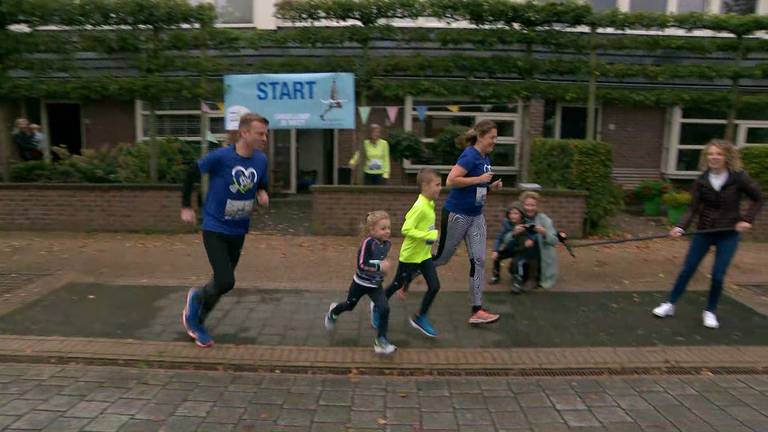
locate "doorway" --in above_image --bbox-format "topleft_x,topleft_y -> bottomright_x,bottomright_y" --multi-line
46,103 -> 82,155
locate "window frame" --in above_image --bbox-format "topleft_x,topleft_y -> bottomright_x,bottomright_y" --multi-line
666,106 -> 768,178
403,99 -> 522,174
554,102 -> 603,141
134,99 -> 227,143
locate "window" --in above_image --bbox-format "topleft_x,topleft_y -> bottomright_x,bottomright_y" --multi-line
406,101 -> 520,171
551,104 -> 601,140
630,0 -> 668,12
678,0 -> 709,12
136,99 -> 226,143
189,0 -> 253,24
667,106 -> 768,176
721,0 -> 757,14
589,0 -> 619,10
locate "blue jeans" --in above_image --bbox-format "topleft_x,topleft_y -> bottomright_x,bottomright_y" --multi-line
668,231 -> 740,312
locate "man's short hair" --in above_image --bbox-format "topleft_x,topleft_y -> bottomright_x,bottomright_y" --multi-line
416,167 -> 440,187
239,113 -> 269,130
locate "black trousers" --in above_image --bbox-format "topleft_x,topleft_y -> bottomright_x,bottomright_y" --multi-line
385,258 -> 440,317
492,248 -> 518,278
364,173 -> 384,185
332,281 -> 390,339
200,230 -> 245,324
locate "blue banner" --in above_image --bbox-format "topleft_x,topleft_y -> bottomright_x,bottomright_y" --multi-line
224,73 -> 355,130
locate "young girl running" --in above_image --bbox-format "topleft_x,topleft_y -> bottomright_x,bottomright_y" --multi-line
324,211 -> 397,354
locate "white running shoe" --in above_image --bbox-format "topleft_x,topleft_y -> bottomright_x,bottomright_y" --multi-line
652,302 -> 675,318
324,303 -> 338,331
374,337 -> 397,355
702,311 -> 720,329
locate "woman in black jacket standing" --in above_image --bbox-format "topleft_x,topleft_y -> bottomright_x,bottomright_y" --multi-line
652,139 -> 763,329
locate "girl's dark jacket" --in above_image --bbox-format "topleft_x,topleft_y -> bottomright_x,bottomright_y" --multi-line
677,169 -> 763,231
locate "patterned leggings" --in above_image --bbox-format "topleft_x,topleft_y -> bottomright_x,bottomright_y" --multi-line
433,207 -> 487,307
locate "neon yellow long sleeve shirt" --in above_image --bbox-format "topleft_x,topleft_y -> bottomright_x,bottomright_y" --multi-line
399,194 -> 438,263
348,139 -> 390,178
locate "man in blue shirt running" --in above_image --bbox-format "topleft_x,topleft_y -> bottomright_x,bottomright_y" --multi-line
180,113 -> 270,347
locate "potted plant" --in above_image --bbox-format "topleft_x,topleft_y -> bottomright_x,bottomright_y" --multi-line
634,180 -> 672,216
662,190 -> 692,225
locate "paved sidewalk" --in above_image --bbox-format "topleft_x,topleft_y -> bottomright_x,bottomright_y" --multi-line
1,363 -> 768,432
0,283 -> 765,349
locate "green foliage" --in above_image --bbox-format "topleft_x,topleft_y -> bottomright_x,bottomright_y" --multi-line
741,145 -> 768,190
531,139 -> 623,232
116,138 -> 198,183
425,125 -> 467,165
530,139 -> 574,188
662,190 -> 692,208
9,138 -> 197,184
387,130 -> 423,161
4,0 -> 768,106
634,179 -> 673,200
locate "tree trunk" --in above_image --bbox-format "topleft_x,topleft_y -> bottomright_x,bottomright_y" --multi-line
519,99 -> 531,182
586,29 -> 598,141
0,102 -> 12,181
148,102 -> 158,182
725,37 -> 745,143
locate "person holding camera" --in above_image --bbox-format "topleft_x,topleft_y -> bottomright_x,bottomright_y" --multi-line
490,201 -> 538,293
519,191 -> 559,289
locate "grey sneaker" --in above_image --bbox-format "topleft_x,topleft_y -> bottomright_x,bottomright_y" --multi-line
324,303 -> 338,331
373,337 -> 397,355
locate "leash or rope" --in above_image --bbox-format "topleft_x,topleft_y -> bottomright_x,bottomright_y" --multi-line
568,227 -> 735,251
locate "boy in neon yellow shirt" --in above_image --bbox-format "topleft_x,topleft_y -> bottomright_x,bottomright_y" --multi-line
371,168 -> 442,337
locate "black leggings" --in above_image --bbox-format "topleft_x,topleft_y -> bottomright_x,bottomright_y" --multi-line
332,281 -> 389,339
385,258 -> 440,317
200,230 -> 245,323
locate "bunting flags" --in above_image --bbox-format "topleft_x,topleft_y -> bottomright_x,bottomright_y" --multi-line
200,101 -> 215,113
354,103 -> 512,126
358,106 -> 371,124
415,105 -> 428,121
386,106 -> 400,124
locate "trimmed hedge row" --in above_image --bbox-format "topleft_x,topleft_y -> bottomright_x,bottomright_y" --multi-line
531,138 -> 623,232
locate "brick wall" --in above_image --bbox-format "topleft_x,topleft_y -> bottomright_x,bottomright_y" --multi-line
601,105 -> 665,169
744,204 -> 768,242
311,186 -> 587,238
0,184 -> 193,233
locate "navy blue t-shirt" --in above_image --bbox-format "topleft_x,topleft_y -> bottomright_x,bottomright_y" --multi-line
199,146 -> 268,235
444,146 -> 492,216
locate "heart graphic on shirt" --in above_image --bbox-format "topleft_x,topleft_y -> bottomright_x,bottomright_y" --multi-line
230,166 -> 258,193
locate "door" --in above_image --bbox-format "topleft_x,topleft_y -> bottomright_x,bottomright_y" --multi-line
46,103 -> 82,155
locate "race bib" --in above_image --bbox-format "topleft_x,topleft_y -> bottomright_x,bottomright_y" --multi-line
367,159 -> 382,170
475,186 -> 488,206
224,199 -> 254,220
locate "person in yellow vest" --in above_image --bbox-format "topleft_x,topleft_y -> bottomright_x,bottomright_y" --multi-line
349,124 -> 390,185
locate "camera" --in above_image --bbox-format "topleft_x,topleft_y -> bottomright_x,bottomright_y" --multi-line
524,224 -> 537,234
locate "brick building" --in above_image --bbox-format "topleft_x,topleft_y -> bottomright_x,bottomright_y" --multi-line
6,0 -> 768,193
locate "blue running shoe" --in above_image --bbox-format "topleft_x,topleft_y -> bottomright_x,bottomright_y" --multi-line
370,301 -> 380,330
182,288 -> 203,340
194,324 -> 214,348
409,314 -> 438,338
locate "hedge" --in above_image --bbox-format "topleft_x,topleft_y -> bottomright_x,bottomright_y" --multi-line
531,138 -> 622,232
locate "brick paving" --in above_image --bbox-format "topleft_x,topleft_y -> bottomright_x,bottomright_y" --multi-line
0,363 -> 766,431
